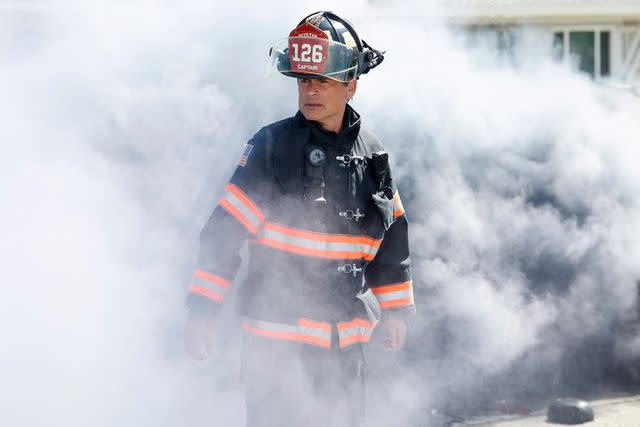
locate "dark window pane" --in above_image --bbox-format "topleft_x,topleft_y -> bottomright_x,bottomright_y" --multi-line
569,31 -> 595,77
553,32 -> 564,61
497,30 -> 508,51
601,31 -> 610,77
496,29 -> 517,62
508,31 -> 517,52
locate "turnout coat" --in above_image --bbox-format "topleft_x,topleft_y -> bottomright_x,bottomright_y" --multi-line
187,106 -> 415,349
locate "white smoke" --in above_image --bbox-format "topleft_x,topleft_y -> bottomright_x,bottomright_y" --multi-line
2,0 -> 640,425
357,8 -> 640,420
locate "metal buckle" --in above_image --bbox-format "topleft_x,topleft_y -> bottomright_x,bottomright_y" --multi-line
339,208 -> 364,222
338,263 -> 363,277
336,154 -> 364,167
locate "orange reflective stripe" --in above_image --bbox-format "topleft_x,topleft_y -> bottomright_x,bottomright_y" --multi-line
253,222 -> 381,261
254,238 -> 378,261
298,318 -> 332,331
220,198 -> 258,234
296,335 -> 332,347
189,284 -> 224,303
218,184 -> 265,234
337,318 -> 375,330
393,191 -> 405,218
264,223 -> 379,245
371,281 -> 411,294
242,317 -> 331,348
297,318 -> 332,347
337,318 -> 377,348
339,335 -> 369,348
226,184 -> 265,223
372,280 -> 414,309
189,270 -> 231,304
242,323 -> 299,342
379,298 -> 414,309
242,317 -> 380,349
193,270 -> 231,288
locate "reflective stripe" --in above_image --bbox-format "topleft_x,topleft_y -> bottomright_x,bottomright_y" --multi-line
219,184 -> 265,234
253,222 -> 381,261
189,285 -> 224,303
242,317 -> 332,348
188,270 -> 232,304
192,270 -> 231,289
393,190 -> 405,219
371,281 -> 414,309
337,319 -> 377,348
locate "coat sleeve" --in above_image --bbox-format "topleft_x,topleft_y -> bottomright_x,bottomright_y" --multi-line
364,189 -> 416,317
186,129 -> 270,316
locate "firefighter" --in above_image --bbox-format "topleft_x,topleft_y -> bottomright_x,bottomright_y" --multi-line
184,11 -> 415,427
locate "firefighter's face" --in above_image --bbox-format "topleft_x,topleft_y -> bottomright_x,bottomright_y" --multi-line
298,77 -> 357,130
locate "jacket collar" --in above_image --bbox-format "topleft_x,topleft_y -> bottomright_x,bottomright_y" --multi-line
297,104 -> 361,142
274,106 -> 361,195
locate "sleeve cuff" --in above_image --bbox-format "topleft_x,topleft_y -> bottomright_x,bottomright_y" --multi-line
186,269 -> 232,316
186,293 -> 222,317
371,280 -> 415,310
382,304 -> 416,320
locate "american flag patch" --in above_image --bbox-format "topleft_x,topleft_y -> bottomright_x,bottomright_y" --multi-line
237,143 -> 253,167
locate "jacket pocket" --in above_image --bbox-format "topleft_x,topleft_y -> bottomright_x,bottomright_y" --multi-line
356,288 -> 382,324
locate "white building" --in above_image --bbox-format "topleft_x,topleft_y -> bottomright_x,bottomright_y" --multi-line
3,0 -> 640,87
446,0 -> 640,85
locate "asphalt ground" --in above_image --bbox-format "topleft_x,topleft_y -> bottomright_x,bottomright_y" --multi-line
453,394 -> 640,427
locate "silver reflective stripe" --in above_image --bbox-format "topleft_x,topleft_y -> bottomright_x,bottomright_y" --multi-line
351,326 -> 373,338
258,227 -> 379,258
374,289 -> 412,303
338,323 -> 375,344
244,317 -> 298,334
299,324 -> 331,341
259,227 -> 349,251
222,189 -> 262,230
339,327 -> 361,340
242,317 -> 332,348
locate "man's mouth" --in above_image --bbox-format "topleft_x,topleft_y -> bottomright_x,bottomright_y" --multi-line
305,103 -> 323,108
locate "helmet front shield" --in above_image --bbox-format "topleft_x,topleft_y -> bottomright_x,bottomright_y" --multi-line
267,37 -> 358,82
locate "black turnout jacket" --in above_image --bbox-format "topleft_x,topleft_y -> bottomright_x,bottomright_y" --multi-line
187,106 -> 415,349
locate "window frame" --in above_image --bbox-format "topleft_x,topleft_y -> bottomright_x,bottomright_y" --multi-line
551,24 -> 617,80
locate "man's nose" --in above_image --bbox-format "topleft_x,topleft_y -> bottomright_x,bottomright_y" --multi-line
306,81 -> 319,95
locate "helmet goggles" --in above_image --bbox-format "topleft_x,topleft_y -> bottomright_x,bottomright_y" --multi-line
267,35 -> 358,82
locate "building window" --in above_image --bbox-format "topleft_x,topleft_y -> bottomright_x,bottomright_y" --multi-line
496,28 -> 517,56
462,25 -> 519,63
570,31 -> 596,76
601,31 -> 610,77
553,29 -> 611,79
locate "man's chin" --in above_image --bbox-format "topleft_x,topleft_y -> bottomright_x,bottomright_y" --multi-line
301,110 -> 323,122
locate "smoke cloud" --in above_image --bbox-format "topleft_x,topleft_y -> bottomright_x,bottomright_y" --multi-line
2,1 -> 640,425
